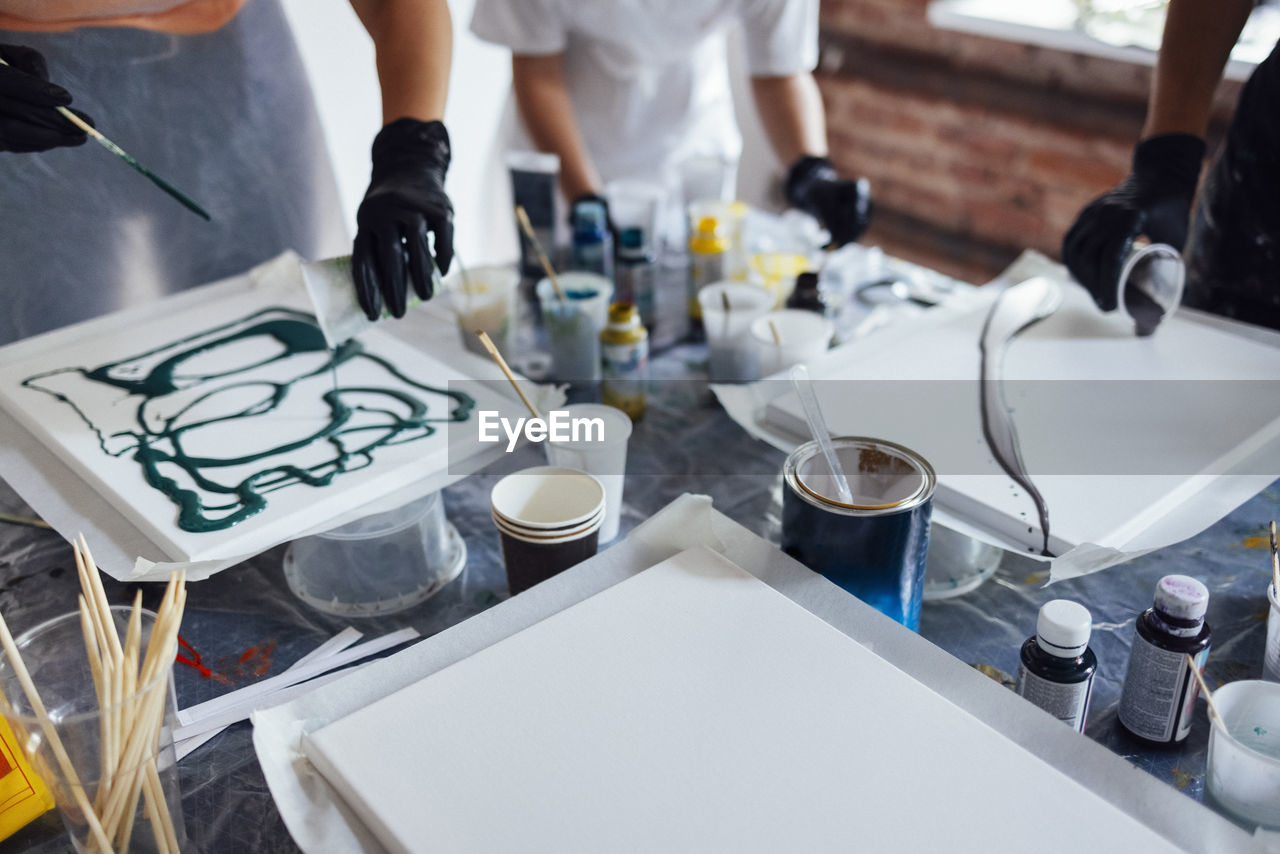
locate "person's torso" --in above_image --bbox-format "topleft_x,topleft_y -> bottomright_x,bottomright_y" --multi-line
0,0 -> 247,33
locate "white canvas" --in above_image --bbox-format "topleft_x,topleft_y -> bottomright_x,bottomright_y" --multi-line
0,286 -> 504,564
304,547 -> 1184,854
764,284 -> 1280,554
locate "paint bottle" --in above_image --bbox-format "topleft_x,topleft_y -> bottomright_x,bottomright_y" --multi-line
571,199 -> 614,281
785,272 -> 827,315
616,226 -> 656,329
1117,575 -> 1211,744
1015,600 -> 1097,732
687,216 -> 727,335
600,302 -> 648,421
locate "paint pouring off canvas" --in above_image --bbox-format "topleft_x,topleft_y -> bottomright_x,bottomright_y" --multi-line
0,289 -> 481,564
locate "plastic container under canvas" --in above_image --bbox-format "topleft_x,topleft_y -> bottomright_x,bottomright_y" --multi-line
283,491 -> 466,617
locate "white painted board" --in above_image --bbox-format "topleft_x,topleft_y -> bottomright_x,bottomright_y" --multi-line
304,546 -> 1184,854
763,284 -> 1280,555
0,284 -> 504,564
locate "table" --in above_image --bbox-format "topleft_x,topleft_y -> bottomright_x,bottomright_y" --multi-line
1,268 -> 1275,852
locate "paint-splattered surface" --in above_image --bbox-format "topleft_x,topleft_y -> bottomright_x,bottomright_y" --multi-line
0,279 -> 1277,852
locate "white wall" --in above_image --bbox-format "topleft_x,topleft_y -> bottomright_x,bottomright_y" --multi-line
281,0 -> 515,265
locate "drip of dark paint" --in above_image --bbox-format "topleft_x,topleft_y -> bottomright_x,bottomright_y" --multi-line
978,282 -> 1058,557
22,307 -> 475,533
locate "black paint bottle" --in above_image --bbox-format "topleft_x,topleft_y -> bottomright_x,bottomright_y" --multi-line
1117,574 -> 1212,745
1015,600 -> 1097,732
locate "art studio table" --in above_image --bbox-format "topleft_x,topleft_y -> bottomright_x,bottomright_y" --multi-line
0,268 -> 1276,853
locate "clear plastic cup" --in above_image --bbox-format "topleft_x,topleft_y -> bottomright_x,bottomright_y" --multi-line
698,283 -> 774,383
444,265 -> 520,359
678,155 -> 737,208
283,491 -> 466,616
750,309 -> 835,377
1117,242 -> 1184,337
605,180 -> 666,252
544,404 -> 633,543
0,607 -> 186,854
1206,679 -> 1280,829
535,273 -> 614,385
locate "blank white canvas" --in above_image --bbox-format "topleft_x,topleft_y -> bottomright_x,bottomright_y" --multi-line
764,285 -> 1280,554
0,286 -> 502,563
305,547 -> 1183,854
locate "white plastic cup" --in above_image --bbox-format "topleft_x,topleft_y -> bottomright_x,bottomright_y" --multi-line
679,154 -> 737,208
699,283 -> 774,383
1206,679 -> 1280,829
543,404 -> 633,543
605,180 -> 666,250
490,466 -> 606,594
750,309 -> 835,377
444,265 -> 520,359
535,273 -> 614,384
1265,582 -> 1280,683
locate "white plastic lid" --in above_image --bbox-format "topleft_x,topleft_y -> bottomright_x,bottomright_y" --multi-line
1036,599 -> 1092,658
1153,574 -> 1209,621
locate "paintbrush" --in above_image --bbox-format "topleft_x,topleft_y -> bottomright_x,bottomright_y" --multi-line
1271,521 -> 1279,595
1,57 -> 211,221
514,205 -> 567,303
477,331 -> 542,420
1186,654 -> 1227,735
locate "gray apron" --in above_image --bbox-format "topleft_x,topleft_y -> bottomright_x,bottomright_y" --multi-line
0,0 -> 349,345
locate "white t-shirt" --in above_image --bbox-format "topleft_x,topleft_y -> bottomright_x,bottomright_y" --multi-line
471,0 -> 818,187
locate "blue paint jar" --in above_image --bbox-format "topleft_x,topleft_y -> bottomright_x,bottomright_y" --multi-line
781,437 -> 935,631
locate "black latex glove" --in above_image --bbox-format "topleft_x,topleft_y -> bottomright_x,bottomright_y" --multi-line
785,155 -> 873,247
1061,133 -> 1205,311
353,118 -> 454,320
0,44 -> 94,153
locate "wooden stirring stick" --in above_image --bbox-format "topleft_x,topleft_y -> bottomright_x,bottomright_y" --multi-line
477,331 -> 542,420
514,206 -> 567,303
1186,655 -> 1227,734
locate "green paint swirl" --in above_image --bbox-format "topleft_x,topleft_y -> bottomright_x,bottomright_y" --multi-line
22,307 -> 474,533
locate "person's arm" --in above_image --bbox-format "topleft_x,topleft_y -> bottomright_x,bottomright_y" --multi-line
750,72 -> 827,165
1143,0 -> 1252,139
350,0 -> 452,123
347,0 -> 455,321
511,52 -> 601,202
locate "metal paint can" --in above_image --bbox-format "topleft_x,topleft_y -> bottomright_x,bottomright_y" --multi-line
782,437 -> 936,631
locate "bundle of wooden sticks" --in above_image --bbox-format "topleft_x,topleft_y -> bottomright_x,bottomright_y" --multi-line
0,535 -> 185,853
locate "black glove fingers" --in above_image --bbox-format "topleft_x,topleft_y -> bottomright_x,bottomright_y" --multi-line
0,45 -> 49,80
0,115 -> 80,152
430,210 -> 454,276
406,218 -> 434,302
376,227 -> 409,319
0,67 -> 71,108
352,230 -> 384,321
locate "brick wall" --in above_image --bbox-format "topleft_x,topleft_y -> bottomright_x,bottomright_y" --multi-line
817,0 -> 1242,283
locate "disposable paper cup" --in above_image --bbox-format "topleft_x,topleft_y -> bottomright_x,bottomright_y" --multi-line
444,265 -> 520,358
1206,680 -> 1280,829
699,283 -> 773,383
492,506 -> 604,542
1265,582 -> 1280,683
750,309 -> 834,377
283,491 -> 465,616
544,404 -> 633,543
0,607 -> 186,854
491,466 -> 606,531
536,274 -> 614,384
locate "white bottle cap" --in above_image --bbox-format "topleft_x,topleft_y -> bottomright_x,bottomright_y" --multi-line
1153,574 -> 1209,622
1036,599 -> 1092,658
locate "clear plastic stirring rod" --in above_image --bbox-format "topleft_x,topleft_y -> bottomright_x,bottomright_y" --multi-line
789,364 -> 853,504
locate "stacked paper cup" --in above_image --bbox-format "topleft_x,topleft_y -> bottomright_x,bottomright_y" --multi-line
491,467 -> 606,595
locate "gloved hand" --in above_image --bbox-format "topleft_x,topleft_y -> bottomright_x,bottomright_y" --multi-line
0,44 -> 94,153
352,118 -> 454,320
785,155 -> 873,247
1061,133 -> 1205,311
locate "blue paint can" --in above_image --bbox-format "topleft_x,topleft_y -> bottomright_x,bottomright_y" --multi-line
781,437 -> 936,631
